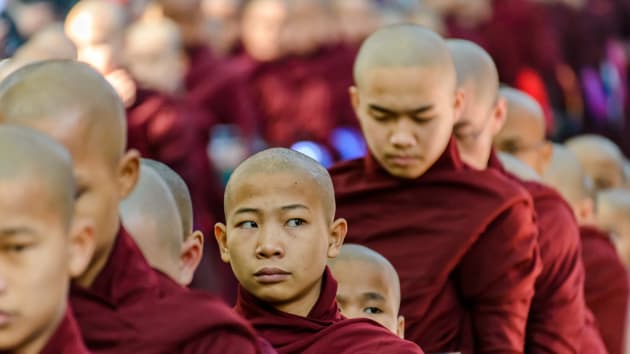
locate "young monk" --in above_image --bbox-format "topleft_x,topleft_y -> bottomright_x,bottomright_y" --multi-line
330,25 -> 541,353
0,125 -> 94,354
596,188 -> 630,267
565,134 -> 626,191
329,244 -> 405,339
0,60 -> 264,354
120,159 -> 204,286
544,144 -> 630,354
215,147 -> 423,353
448,39 -> 589,354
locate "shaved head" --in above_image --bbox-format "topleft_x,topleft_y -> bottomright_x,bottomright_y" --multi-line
353,24 -> 455,90
120,163 -> 182,276
448,39 -> 498,109
126,18 -> 182,54
330,243 -> 401,305
65,0 -> 127,45
226,148 -> 335,221
565,134 -> 625,191
141,159 -> 193,237
17,23 -> 77,61
0,60 -> 126,167
497,152 -> 541,182
499,87 -> 546,139
543,144 -> 593,207
0,125 -> 75,225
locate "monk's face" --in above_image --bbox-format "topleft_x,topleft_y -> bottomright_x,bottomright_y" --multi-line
23,119 -> 138,278
331,259 -> 404,338
352,66 -> 461,179
493,108 -> 550,175
0,178 -> 78,352
216,172 -> 346,315
582,159 -> 624,191
241,0 -> 287,61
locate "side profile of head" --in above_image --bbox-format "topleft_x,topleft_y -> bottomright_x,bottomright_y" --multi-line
542,144 -> 595,225
0,125 -> 94,353
494,87 -> 552,175
447,39 -> 505,170
496,152 -> 541,182
351,24 -> 463,179
565,134 -> 625,192
215,148 -> 347,316
596,189 -> 630,267
0,60 -> 140,287
329,244 -> 404,338
121,159 -> 204,286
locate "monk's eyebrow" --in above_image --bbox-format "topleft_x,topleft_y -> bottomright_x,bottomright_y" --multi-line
362,292 -> 386,302
234,207 -> 260,215
368,104 -> 434,116
281,204 -> 309,211
0,227 -> 36,238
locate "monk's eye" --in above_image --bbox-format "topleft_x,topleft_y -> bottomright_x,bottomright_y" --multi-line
2,243 -> 31,253
411,115 -> 434,125
286,218 -> 306,227
237,221 -> 258,229
368,110 -> 393,122
363,307 -> 383,315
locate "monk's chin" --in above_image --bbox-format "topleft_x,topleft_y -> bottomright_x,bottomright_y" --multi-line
382,164 -> 427,179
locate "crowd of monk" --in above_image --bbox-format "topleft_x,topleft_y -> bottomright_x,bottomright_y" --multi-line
2,0 -> 630,353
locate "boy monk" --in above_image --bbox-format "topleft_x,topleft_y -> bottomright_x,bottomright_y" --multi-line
330,25 -> 541,353
215,148 -> 424,354
447,40 -> 588,353
329,244 -> 405,339
0,60 -> 263,354
544,145 -> 630,354
565,134 -> 626,191
596,188 -> 630,267
120,159 -> 204,286
0,125 -> 94,354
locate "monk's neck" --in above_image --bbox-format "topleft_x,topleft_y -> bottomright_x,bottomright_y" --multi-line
272,278 -> 323,317
75,234 -> 117,288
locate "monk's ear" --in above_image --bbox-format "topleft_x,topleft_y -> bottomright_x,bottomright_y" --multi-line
453,88 -> 465,123
214,223 -> 231,263
68,219 -> 96,278
327,218 -> 347,259
396,315 -> 405,339
178,230 -> 204,286
491,97 -> 507,134
577,197 -> 595,225
117,149 -> 141,199
539,141 -> 553,172
349,86 -> 359,111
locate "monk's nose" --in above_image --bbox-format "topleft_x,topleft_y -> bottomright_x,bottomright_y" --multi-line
255,226 -> 285,259
390,120 -> 417,148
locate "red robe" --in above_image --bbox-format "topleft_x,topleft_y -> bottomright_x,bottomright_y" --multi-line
235,267 -> 424,354
126,88 -> 236,299
580,225 -> 630,354
40,308 -> 90,354
70,228 -> 262,354
329,140 -> 542,353
488,152 -> 595,353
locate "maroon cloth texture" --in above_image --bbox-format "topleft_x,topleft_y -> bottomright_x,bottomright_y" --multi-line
39,308 -> 90,354
329,140 -> 542,353
235,267 -> 424,354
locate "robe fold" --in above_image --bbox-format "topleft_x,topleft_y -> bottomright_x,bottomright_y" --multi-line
70,228 -> 262,354
580,225 -> 630,354
330,140 -> 542,353
235,267 -> 423,354
40,308 -> 90,354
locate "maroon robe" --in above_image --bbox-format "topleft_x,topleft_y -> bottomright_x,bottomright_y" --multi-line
329,140 -> 542,353
488,152 -> 593,353
70,228 -> 262,354
235,267 -> 423,354
126,88 -> 236,299
40,308 -> 90,354
580,225 -> 630,354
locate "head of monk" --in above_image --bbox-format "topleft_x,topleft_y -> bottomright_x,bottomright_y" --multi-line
202,0 -> 244,55
447,39 -> 505,170
0,60 -> 140,287
351,25 -> 463,179
215,148 -> 347,317
596,189 -> 630,267
125,18 -> 187,94
565,135 -> 625,192
0,126 -> 94,353
329,244 -> 404,338
542,144 -> 595,225
241,0 -> 288,62
65,0 -> 127,75
121,160 -> 204,286
494,87 -> 552,175
334,0 -> 380,45
281,0 -> 326,56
